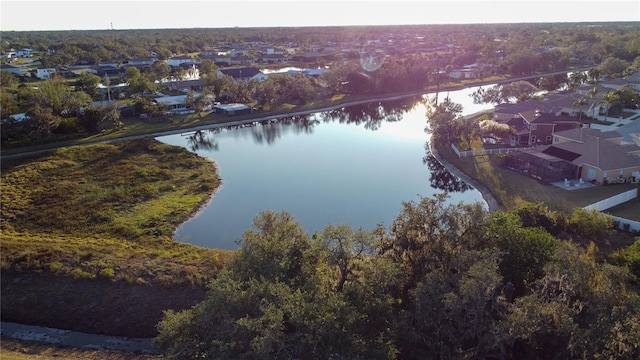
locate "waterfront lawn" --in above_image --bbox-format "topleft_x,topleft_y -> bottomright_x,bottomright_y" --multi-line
439,143 -> 639,214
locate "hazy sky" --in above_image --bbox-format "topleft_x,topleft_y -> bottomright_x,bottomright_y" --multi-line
1,0 -> 639,31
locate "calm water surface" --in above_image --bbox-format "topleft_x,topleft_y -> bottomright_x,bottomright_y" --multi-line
158,87 -> 493,249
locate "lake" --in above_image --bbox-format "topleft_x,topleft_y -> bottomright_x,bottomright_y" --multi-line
158,86 -> 494,249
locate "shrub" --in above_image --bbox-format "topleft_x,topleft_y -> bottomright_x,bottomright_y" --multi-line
99,267 -> 116,279
49,261 -> 65,273
70,267 -> 95,280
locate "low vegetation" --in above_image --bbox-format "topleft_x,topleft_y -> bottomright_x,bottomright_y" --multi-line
1,139 -> 233,337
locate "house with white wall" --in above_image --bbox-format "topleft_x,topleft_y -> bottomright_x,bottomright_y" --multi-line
167,55 -> 196,67
36,68 -> 56,79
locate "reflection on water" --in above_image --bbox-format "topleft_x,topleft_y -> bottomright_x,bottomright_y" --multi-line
423,150 -> 472,193
160,91 -> 489,250
184,96 -> 425,150
186,129 -> 220,152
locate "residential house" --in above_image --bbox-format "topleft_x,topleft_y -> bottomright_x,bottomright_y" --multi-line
16,48 -> 33,58
230,47 -> 250,57
167,55 -> 196,67
449,68 -> 476,79
1,51 -> 16,61
540,92 -> 598,117
86,65 -> 126,78
36,68 -> 56,79
164,79 -> 205,92
501,110 -> 580,146
230,55 -> 255,66
492,99 -> 551,122
217,67 -> 267,82
504,127 -> 640,184
614,117 -> 640,147
212,103 -> 254,116
124,57 -> 159,68
599,77 -> 640,92
153,94 -> 192,113
259,53 -> 288,64
548,127 -> 640,184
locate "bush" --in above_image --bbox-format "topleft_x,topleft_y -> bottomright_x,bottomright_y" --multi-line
70,267 -> 95,280
99,267 -> 115,279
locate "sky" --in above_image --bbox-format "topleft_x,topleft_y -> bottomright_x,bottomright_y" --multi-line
1,0 -> 639,31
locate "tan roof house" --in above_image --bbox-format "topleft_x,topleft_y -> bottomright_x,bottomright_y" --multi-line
548,128 -> 640,184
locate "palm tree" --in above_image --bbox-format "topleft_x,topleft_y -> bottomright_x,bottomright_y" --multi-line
569,71 -> 586,90
586,87 -> 600,118
103,74 -> 111,102
573,97 -> 588,122
587,67 -> 601,84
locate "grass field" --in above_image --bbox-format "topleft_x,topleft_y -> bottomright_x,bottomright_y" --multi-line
1,139 -> 234,338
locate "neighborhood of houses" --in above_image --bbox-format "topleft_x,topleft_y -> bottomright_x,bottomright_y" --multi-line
471,73 -> 640,188
3,41 -> 640,195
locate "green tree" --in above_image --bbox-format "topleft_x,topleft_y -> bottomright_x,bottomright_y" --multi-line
380,193 -> 489,293
609,238 -> 640,280
572,97 -> 588,121
587,67 -> 601,83
198,59 -> 219,79
488,211 -> 561,296
0,70 -> 19,89
79,103 -> 120,133
501,242 -> 640,359
317,224 -> 375,292
538,74 -> 568,92
148,60 -> 171,87
425,96 -> 464,146
405,250 -> 509,359
457,115 -> 480,150
599,57 -> 630,77
75,72 -> 101,100
500,80 -> 540,103
567,207 -> 614,241
568,71 -> 586,90
156,212 -> 400,359
586,86 -> 600,118
0,91 -> 19,118
125,67 -> 155,97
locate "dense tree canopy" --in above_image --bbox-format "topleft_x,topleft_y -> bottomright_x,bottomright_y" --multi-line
155,200 -> 640,360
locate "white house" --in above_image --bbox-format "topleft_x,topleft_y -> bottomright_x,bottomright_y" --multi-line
167,55 -> 196,67
16,48 -> 33,58
36,68 -> 56,79
449,69 -> 476,79
217,67 -> 268,82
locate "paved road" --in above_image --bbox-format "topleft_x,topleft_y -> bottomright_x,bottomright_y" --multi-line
0,321 -> 158,354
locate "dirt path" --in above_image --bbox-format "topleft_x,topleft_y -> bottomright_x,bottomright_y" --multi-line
0,322 -> 158,354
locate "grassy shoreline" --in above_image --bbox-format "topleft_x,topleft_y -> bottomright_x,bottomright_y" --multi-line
1,139 -> 234,338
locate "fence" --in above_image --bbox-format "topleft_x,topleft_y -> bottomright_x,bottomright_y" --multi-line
451,144 -> 532,158
584,188 -> 640,232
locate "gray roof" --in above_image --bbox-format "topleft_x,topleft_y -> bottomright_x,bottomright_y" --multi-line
543,128 -> 640,171
615,118 -> 640,146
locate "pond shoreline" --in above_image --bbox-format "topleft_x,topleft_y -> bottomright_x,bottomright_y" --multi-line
2,68 -> 591,161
